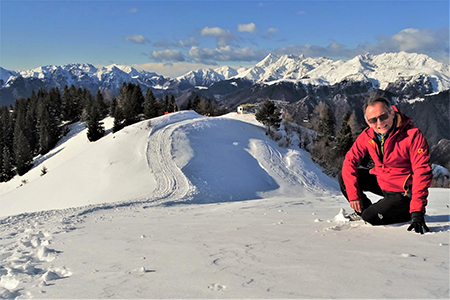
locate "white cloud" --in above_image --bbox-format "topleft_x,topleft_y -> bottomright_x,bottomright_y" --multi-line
351,27 -> 449,62
389,28 -> 448,53
153,37 -> 199,48
263,27 -> 278,39
188,46 -> 265,63
125,34 -> 148,44
200,26 -> 236,47
152,49 -> 185,62
238,23 -> 257,34
272,28 -> 449,63
177,36 -> 199,48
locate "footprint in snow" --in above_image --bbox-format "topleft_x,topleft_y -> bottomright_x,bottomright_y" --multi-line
208,283 -> 226,291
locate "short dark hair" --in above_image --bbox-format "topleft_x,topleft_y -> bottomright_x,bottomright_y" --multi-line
364,93 -> 393,119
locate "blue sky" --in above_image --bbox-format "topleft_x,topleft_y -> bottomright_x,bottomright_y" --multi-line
1,0 -> 449,77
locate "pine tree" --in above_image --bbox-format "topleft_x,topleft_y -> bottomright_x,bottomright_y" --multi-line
132,84 -> 145,116
311,102 -> 336,174
62,85 -> 82,123
0,106 -> 14,173
255,99 -> 281,134
315,102 -> 334,139
162,95 -> 170,114
186,98 -> 193,110
144,89 -> 159,119
37,93 -> 61,155
196,97 -> 211,115
13,121 -> 33,176
112,106 -> 125,133
24,97 -> 39,155
95,89 -> 109,118
169,95 -> 178,113
86,101 -> 105,142
120,83 -> 144,126
110,96 -> 118,117
191,95 -> 200,111
80,88 -> 93,122
347,111 -> 362,141
334,111 -> 353,157
1,146 -> 14,182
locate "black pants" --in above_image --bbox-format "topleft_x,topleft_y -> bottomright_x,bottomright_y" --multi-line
338,168 -> 412,225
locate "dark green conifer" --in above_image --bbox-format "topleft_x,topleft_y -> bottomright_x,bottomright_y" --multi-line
255,99 -> 281,134
86,101 -> 105,142
144,89 -> 158,119
1,146 -> 15,182
13,122 -> 33,176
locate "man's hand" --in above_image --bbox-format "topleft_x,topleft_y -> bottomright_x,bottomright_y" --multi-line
407,211 -> 430,234
350,199 -> 362,213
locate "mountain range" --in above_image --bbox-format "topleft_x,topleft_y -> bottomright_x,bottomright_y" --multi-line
1,51 -> 449,106
1,51 -> 449,149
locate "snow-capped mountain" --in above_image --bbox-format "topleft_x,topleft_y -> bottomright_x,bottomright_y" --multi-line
233,52 -> 449,92
177,66 -> 238,86
0,63 -> 173,106
0,67 -> 18,84
1,52 -> 449,107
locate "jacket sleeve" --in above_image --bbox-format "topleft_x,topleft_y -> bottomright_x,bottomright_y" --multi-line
408,129 -> 432,213
341,133 -> 368,201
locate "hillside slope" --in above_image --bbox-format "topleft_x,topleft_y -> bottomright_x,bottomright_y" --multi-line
0,111 -> 337,217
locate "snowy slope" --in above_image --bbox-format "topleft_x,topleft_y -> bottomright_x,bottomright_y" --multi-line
0,111 -> 336,217
0,112 -> 448,299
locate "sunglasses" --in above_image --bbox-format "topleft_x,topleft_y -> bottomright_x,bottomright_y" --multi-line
367,113 -> 390,124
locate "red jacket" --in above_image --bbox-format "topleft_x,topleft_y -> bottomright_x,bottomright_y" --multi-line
342,106 -> 432,213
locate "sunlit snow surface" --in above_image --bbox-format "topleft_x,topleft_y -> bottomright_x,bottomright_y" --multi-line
0,112 -> 448,299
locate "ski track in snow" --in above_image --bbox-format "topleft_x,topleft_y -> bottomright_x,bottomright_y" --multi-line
143,117 -> 200,205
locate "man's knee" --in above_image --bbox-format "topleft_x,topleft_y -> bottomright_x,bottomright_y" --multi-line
361,199 -> 411,226
361,207 -> 385,225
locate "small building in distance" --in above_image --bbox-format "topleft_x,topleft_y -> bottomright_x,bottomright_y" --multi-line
237,104 -> 257,114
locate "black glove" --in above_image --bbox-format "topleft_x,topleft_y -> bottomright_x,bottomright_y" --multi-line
407,212 -> 430,234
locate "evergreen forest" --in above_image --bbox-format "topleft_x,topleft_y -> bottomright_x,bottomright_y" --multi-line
0,83 -> 224,182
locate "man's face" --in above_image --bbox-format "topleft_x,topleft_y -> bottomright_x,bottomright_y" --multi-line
365,102 -> 395,135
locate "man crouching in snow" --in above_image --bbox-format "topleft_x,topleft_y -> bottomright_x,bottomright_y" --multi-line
338,93 -> 432,234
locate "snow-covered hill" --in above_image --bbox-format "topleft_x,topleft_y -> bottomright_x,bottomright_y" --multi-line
0,112 -> 449,299
0,111 -> 337,217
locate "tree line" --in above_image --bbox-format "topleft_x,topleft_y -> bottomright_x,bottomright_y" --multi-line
309,102 -> 363,176
0,82 -> 223,182
1,86 -> 360,183
256,99 -> 363,177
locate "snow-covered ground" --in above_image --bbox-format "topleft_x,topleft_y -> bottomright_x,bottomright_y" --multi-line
0,111 -> 449,299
